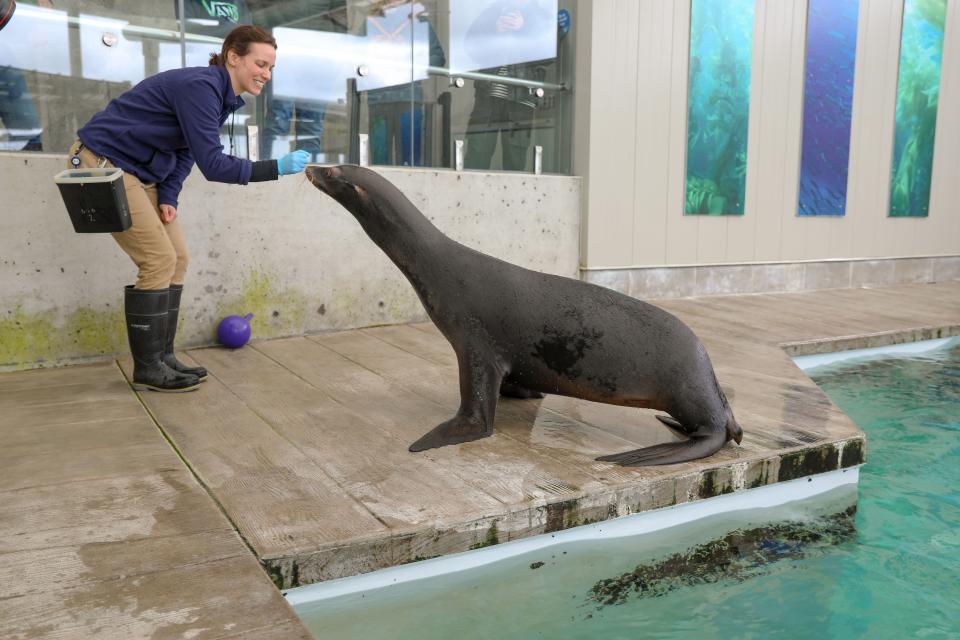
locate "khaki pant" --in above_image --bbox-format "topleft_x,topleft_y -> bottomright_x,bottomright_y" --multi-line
68,140 -> 189,290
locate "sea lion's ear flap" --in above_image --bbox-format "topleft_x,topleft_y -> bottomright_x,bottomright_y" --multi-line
354,185 -> 368,199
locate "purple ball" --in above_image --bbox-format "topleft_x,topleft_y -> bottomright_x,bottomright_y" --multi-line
217,313 -> 253,349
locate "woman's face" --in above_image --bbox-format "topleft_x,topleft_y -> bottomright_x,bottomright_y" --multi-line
227,42 -> 276,97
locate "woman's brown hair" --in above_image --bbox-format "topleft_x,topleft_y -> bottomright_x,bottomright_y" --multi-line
209,25 -> 277,66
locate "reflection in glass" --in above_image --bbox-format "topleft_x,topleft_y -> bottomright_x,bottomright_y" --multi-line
451,0 -> 559,173
0,0 -> 574,174
0,3 -> 67,150
449,0 -> 556,72
266,28 -> 348,161
0,2 -> 183,153
79,13 -> 150,84
0,3 -> 70,75
179,0 -> 255,157
361,1 -> 446,166
179,0 -> 252,67
357,1 -> 434,92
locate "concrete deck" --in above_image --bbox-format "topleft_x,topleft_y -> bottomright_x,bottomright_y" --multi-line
0,364 -> 312,639
2,282 -> 958,637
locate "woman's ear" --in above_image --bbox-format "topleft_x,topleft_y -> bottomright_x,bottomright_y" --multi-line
226,50 -> 238,67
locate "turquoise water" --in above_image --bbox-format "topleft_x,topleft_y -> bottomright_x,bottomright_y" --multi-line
798,340 -> 960,638
294,341 -> 960,639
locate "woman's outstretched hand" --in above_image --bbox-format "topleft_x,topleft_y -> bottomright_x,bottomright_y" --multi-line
277,150 -> 311,176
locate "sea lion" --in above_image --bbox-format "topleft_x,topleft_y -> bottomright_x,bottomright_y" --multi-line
306,165 -> 743,466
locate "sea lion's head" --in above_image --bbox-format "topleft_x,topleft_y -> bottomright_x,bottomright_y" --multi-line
717,385 -> 743,445
726,412 -> 743,444
307,164 -> 404,215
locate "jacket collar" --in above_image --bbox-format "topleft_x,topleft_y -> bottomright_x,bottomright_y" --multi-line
213,64 -> 245,112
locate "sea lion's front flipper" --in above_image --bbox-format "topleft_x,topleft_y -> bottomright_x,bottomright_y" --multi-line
655,414 -> 688,438
409,348 -> 503,452
595,427 -> 726,467
408,414 -> 492,452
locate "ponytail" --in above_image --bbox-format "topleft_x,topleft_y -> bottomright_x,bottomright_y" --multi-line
209,25 -> 277,66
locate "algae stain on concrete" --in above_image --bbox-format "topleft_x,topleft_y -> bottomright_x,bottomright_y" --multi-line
326,287 -> 365,326
324,287 -> 424,329
216,271 -> 308,340
377,292 -> 423,323
0,307 -> 57,366
470,521 -> 500,549
1,305 -> 125,369
67,307 -> 126,354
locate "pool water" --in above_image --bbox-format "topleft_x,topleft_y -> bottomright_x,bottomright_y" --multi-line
292,340 -> 960,639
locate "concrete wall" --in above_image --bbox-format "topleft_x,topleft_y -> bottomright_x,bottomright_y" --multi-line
576,0 -> 960,275
1,155 -> 580,370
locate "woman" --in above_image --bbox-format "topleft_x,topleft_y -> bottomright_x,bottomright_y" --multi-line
69,25 -> 309,393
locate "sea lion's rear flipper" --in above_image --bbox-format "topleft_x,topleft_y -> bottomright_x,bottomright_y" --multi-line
595,428 -> 726,467
409,347 -> 503,452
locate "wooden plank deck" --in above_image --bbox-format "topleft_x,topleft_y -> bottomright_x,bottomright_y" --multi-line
1,281 -> 957,637
131,282 -> 958,587
0,362 -> 312,639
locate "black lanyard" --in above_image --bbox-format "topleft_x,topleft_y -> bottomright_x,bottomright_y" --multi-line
228,111 -> 236,156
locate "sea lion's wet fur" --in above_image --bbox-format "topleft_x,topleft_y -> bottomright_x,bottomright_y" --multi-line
307,165 -> 742,466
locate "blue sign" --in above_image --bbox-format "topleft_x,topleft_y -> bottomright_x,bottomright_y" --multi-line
558,8 -> 570,35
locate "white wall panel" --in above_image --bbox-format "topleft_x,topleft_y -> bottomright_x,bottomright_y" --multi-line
662,0 -> 700,266
931,0 -> 960,254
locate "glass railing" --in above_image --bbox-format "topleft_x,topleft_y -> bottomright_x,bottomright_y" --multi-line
0,0 -> 574,174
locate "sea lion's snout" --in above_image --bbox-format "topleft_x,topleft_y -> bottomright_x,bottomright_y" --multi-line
307,165 -> 370,205
306,166 -> 345,195
305,166 -> 323,187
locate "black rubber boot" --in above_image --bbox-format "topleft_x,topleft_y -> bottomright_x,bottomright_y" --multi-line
125,286 -> 200,392
163,284 -> 208,381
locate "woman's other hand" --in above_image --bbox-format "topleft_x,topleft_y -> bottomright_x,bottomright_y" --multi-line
277,150 -> 311,176
159,204 -> 178,223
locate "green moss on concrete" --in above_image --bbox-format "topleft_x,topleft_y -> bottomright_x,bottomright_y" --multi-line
401,554 -> 441,565
470,522 -> 500,549
698,469 -> 735,498
67,306 -> 126,354
326,286 -> 368,327
1,304 -> 125,369
589,505 -> 857,607
376,292 -> 421,322
264,563 -> 286,590
543,499 -> 577,533
778,444 -> 841,482
216,271 -> 309,340
262,559 -> 299,590
840,438 -> 866,468
0,307 -> 57,366
748,461 -> 770,489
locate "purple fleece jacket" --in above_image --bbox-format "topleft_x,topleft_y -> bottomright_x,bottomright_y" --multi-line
78,64 -> 265,208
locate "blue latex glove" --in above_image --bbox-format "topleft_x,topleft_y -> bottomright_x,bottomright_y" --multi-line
277,150 -> 310,176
